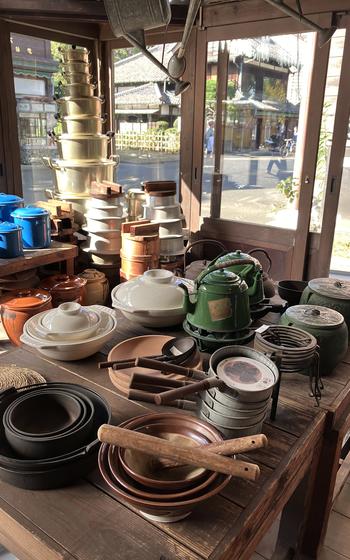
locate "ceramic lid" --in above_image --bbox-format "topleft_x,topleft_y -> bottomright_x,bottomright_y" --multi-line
202,269 -> 242,286
0,222 -> 22,233
11,207 -> 49,219
41,274 -> 87,291
79,268 -> 106,282
0,193 -> 23,206
284,304 -> 344,328
308,278 -> 350,300
217,357 -> 276,392
1,289 -> 51,309
41,302 -> 100,333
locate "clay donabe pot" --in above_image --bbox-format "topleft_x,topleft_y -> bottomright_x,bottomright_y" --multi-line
40,274 -> 87,307
0,289 -> 52,345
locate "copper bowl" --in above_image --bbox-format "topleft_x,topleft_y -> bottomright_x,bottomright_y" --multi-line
41,274 -> 87,307
99,442 -> 230,523
118,412 -> 223,490
0,289 -> 52,345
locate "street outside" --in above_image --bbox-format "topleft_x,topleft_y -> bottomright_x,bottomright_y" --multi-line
21,148 -> 350,271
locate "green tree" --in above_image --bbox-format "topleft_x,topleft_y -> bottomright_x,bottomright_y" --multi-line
113,47 -> 139,63
51,42 -> 66,99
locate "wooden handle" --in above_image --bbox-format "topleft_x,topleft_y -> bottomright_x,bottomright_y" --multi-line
131,372 -> 193,388
127,389 -> 197,410
98,425 -> 260,481
135,357 -> 206,380
162,434 -> 268,469
155,377 -> 222,405
98,355 -> 162,370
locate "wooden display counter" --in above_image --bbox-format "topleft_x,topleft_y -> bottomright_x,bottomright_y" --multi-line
0,241 -> 78,277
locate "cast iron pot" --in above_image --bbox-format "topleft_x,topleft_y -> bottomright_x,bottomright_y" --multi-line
0,383 -> 111,489
277,280 -> 308,306
3,389 -> 94,459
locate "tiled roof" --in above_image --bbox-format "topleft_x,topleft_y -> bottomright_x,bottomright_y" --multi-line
115,82 -> 180,107
114,44 -> 176,84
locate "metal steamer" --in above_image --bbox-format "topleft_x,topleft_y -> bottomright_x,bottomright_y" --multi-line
254,325 -> 322,405
182,259 -> 254,352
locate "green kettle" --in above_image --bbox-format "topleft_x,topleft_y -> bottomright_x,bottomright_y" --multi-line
182,258 -> 251,333
209,250 -> 264,306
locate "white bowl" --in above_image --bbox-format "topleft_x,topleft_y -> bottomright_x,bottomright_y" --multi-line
85,214 -> 126,232
37,302 -> 101,340
83,231 -> 122,253
156,219 -> 183,237
111,269 -> 186,327
87,197 -> 124,209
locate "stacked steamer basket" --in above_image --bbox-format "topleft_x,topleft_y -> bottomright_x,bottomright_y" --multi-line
81,181 -> 126,267
198,346 -> 279,438
142,181 -> 185,270
120,221 -> 160,282
43,45 -> 118,224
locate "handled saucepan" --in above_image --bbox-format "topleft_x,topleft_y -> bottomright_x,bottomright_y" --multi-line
55,96 -> 104,117
55,113 -> 107,135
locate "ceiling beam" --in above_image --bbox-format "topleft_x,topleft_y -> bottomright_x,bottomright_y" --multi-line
0,0 -> 107,21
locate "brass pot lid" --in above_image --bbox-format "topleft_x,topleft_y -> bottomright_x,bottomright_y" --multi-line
308,278 -> 350,300
217,357 -> 276,392
285,304 -> 345,328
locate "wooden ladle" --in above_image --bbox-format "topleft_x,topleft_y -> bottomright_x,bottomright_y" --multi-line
98,424 -> 261,481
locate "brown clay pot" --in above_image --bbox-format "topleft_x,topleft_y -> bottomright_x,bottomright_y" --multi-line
0,289 -> 52,345
40,274 -> 87,308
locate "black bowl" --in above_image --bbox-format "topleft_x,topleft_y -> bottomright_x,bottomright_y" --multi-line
0,383 -> 111,489
3,389 -> 94,459
277,280 -> 308,306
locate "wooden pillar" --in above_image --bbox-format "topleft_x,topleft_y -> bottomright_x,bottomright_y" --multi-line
210,43 -> 229,219
0,19 -> 22,196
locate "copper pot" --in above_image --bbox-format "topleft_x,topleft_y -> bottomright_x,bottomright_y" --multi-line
40,274 -> 87,308
0,289 -> 52,345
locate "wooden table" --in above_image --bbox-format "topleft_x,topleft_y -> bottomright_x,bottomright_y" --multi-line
0,241 -> 78,277
0,315 -> 327,560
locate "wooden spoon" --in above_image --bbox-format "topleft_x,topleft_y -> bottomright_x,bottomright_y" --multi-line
98,424 -> 260,481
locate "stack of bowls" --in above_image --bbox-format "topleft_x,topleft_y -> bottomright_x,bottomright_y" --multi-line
98,412 -> 231,523
0,382 -> 111,489
142,182 -> 185,262
43,45 -> 118,220
198,346 -> 279,438
21,302 -> 117,361
0,289 -> 52,345
81,194 -> 126,265
41,273 -> 87,307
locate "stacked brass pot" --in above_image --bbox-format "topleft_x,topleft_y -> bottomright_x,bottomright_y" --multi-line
44,45 -> 118,215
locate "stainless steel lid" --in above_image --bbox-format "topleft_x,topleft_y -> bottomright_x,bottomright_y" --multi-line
308,278 -> 350,300
285,304 -> 345,328
217,357 -> 276,392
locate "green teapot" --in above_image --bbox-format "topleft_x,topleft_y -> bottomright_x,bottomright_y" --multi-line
181,258 -> 251,333
210,250 -> 264,306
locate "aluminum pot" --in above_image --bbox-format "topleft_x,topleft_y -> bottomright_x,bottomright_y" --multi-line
147,194 -> 176,207
60,46 -> 90,63
43,157 -> 117,195
85,215 -> 125,232
157,219 -> 183,237
54,133 -> 115,161
198,411 -> 264,439
201,389 -> 269,417
149,204 -> 182,221
55,96 -> 104,117
87,196 -> 124,209
62,61 -> 90,74
85,205 -> 124,219
86,231 -> 122,253
160,235 -> 184,256
62,82 -> 96,97
127,189 -> 146,221
57,115 -> 106,135
62,72 -> 92,84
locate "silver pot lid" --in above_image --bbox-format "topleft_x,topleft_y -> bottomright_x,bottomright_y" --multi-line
308,278 -> 350,300
217,357 -> 276,392
285,304 -> 344,328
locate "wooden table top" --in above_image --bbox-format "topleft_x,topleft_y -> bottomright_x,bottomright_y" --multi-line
0,242 -> 78,277
0,312 -> 331,560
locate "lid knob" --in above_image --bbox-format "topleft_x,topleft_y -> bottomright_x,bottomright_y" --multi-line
334,281 -> 343,288
304,308 -> 321,317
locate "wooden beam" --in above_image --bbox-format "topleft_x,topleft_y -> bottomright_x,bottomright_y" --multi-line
0,0 -> 107,20
7,19 -> 99,42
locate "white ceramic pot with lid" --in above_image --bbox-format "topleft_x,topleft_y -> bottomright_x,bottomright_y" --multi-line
111,269 -> 186,327
37,302 -> 101,340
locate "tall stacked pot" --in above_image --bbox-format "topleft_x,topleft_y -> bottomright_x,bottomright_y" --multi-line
43,45 -> 118,217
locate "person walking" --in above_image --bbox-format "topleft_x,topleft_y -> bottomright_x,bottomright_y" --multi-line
205,120 -> 215,157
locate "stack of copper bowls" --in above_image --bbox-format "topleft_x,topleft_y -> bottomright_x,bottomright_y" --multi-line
0,289 -> 52,345
41,274 -> 87,307
0,382 -> 111,489
98,412 -> 231,523
43,45 -> 118,220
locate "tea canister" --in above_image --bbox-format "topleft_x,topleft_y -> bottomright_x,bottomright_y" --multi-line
0,222 -> 23,258
79,268 -> 109,305
11,207 -> 51,249
279,304 -> 348,376
300,278 -> 350,335
0,194 -> 24,222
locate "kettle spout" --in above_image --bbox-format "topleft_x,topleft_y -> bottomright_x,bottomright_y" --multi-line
179,282 -> 196,313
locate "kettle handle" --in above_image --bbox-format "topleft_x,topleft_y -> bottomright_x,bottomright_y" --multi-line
196,258 -> 254,284
184,239 -> 227,269
248,248 -> 272,274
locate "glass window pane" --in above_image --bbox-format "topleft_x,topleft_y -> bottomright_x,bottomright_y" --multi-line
113,44 -> 181,195
201,33 -> 315,228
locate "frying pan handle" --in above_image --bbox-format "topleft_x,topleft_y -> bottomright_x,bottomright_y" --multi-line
155,377 -> 222,405
135,357 -> 206,380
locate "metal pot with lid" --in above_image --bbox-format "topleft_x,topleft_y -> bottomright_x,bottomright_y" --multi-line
279,304 -> 348,376
300,277 -> 350,335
